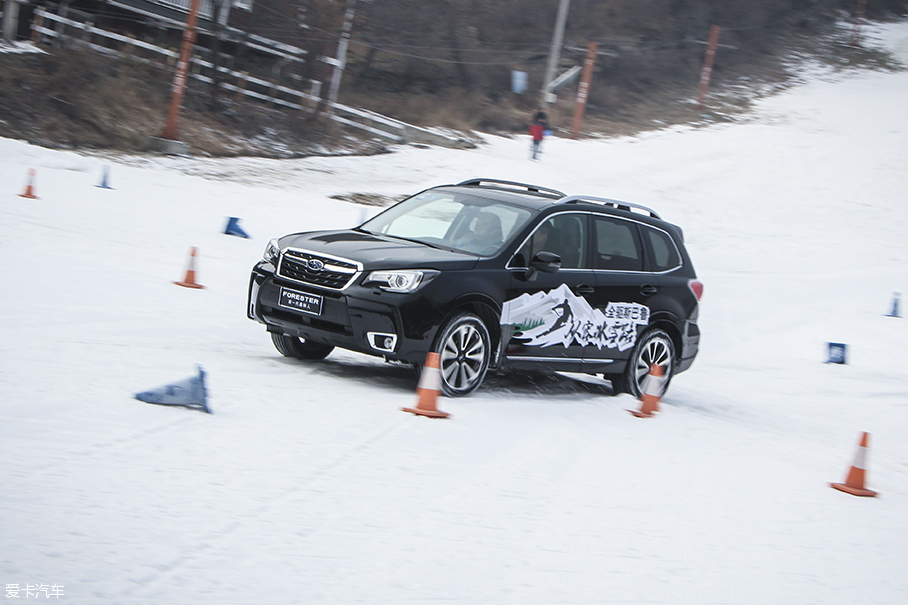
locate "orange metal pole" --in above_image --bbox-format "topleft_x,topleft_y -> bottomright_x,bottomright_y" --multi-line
696,25 -> 721,111
161,0 -> 203,141
570,42 -> 598,139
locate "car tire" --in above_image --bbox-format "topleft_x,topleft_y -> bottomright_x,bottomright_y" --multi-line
610,328 -> 675,399
271,332 -> 335,360
432,312 -> 491,397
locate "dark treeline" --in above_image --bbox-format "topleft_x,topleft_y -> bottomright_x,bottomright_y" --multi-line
8,0 -> 906,146
213,0 -> 908,131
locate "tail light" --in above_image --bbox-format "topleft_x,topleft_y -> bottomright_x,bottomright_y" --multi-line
688,279 -> 704,301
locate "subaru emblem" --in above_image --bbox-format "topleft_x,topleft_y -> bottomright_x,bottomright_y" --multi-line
307,259 -> 325,271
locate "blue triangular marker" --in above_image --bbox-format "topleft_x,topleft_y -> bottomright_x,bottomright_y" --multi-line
224,217 -> 251,238
97,166 -> 114,189
135,365 -> 211,413
886,292 -> 901,317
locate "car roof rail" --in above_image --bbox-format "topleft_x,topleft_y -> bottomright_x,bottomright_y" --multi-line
556,195 -> 661,219
455,178 -> 566,199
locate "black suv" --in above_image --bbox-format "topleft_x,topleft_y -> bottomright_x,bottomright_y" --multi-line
248,179 -> 702,398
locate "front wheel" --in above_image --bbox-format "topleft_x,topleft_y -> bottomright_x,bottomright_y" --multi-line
610,328 -> 675,399
432,312 -> 491,397
271,333 -> 334,360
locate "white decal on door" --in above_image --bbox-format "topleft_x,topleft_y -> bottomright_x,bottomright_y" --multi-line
501,283 -> 649,351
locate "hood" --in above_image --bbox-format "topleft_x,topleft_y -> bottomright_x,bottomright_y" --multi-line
279,230 -> 479,271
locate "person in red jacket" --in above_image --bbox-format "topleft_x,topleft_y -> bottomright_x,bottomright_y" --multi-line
529,119 -> 545,160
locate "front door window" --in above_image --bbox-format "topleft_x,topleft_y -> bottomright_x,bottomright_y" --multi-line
514,214 -> 588,269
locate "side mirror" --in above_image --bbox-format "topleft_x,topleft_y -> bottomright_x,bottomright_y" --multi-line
532,251 -> 562,273
525,251 -> 561,280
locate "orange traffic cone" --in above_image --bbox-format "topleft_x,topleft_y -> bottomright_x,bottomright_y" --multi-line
174,247 -> 205,289
403,352 -> 450,418
830,431 -> 878,497
19,168 -> 39,199
629,364 -> 664,418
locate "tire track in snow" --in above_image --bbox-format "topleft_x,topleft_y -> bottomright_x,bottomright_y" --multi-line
119,413 -> 416,598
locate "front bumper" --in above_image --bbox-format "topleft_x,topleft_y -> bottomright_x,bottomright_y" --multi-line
247,264 -> 440,365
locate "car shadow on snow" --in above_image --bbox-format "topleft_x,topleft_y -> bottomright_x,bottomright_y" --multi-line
272,353 -> 618,399
482,370 -> 617,398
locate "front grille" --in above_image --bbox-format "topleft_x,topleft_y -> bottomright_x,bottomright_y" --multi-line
278,249 -> 360,290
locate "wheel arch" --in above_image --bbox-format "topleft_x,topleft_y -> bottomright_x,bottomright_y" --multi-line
436,294 -> 502,350
648,315 -> 683,369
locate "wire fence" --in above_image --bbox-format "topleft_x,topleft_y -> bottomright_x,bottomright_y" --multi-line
29,7 -> 468,147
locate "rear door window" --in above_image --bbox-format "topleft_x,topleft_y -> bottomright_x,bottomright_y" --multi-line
593,216 -> 643,271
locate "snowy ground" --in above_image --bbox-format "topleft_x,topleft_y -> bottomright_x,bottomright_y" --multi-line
2,21 -> 908,605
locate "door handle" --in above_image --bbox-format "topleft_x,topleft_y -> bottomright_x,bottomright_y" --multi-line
573,284 -> 595,295
640,284 -> 658,296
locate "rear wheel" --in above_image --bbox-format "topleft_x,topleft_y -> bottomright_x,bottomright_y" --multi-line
610,328 -> 675,398
433,312 -> 491,397
271,333 -> 334,360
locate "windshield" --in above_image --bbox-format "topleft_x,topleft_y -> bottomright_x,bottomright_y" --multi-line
359,190 -> 535,257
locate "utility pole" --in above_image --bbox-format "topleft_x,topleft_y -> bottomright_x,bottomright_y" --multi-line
327,0 -> 357,114
161,0 -> 203,141
541,0 -> 571,105
2,0 -> 20,42
210,0 -> 230,105
850,0 -> 868,46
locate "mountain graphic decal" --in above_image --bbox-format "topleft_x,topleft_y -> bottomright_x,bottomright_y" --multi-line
501,283 -> 649,351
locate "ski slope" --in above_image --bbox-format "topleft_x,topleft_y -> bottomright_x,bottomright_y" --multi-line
2,21 -> 908,604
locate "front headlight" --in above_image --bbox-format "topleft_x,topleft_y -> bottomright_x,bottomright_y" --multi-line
365,270 -> 438,293
263,238 -> 281,263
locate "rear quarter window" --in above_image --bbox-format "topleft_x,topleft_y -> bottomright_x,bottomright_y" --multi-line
644,227 -> 681,271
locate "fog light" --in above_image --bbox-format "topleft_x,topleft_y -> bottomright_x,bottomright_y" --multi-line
367,332 -> 397,353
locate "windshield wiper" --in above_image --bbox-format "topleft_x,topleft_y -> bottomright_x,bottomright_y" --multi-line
386,234 -> 445,250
